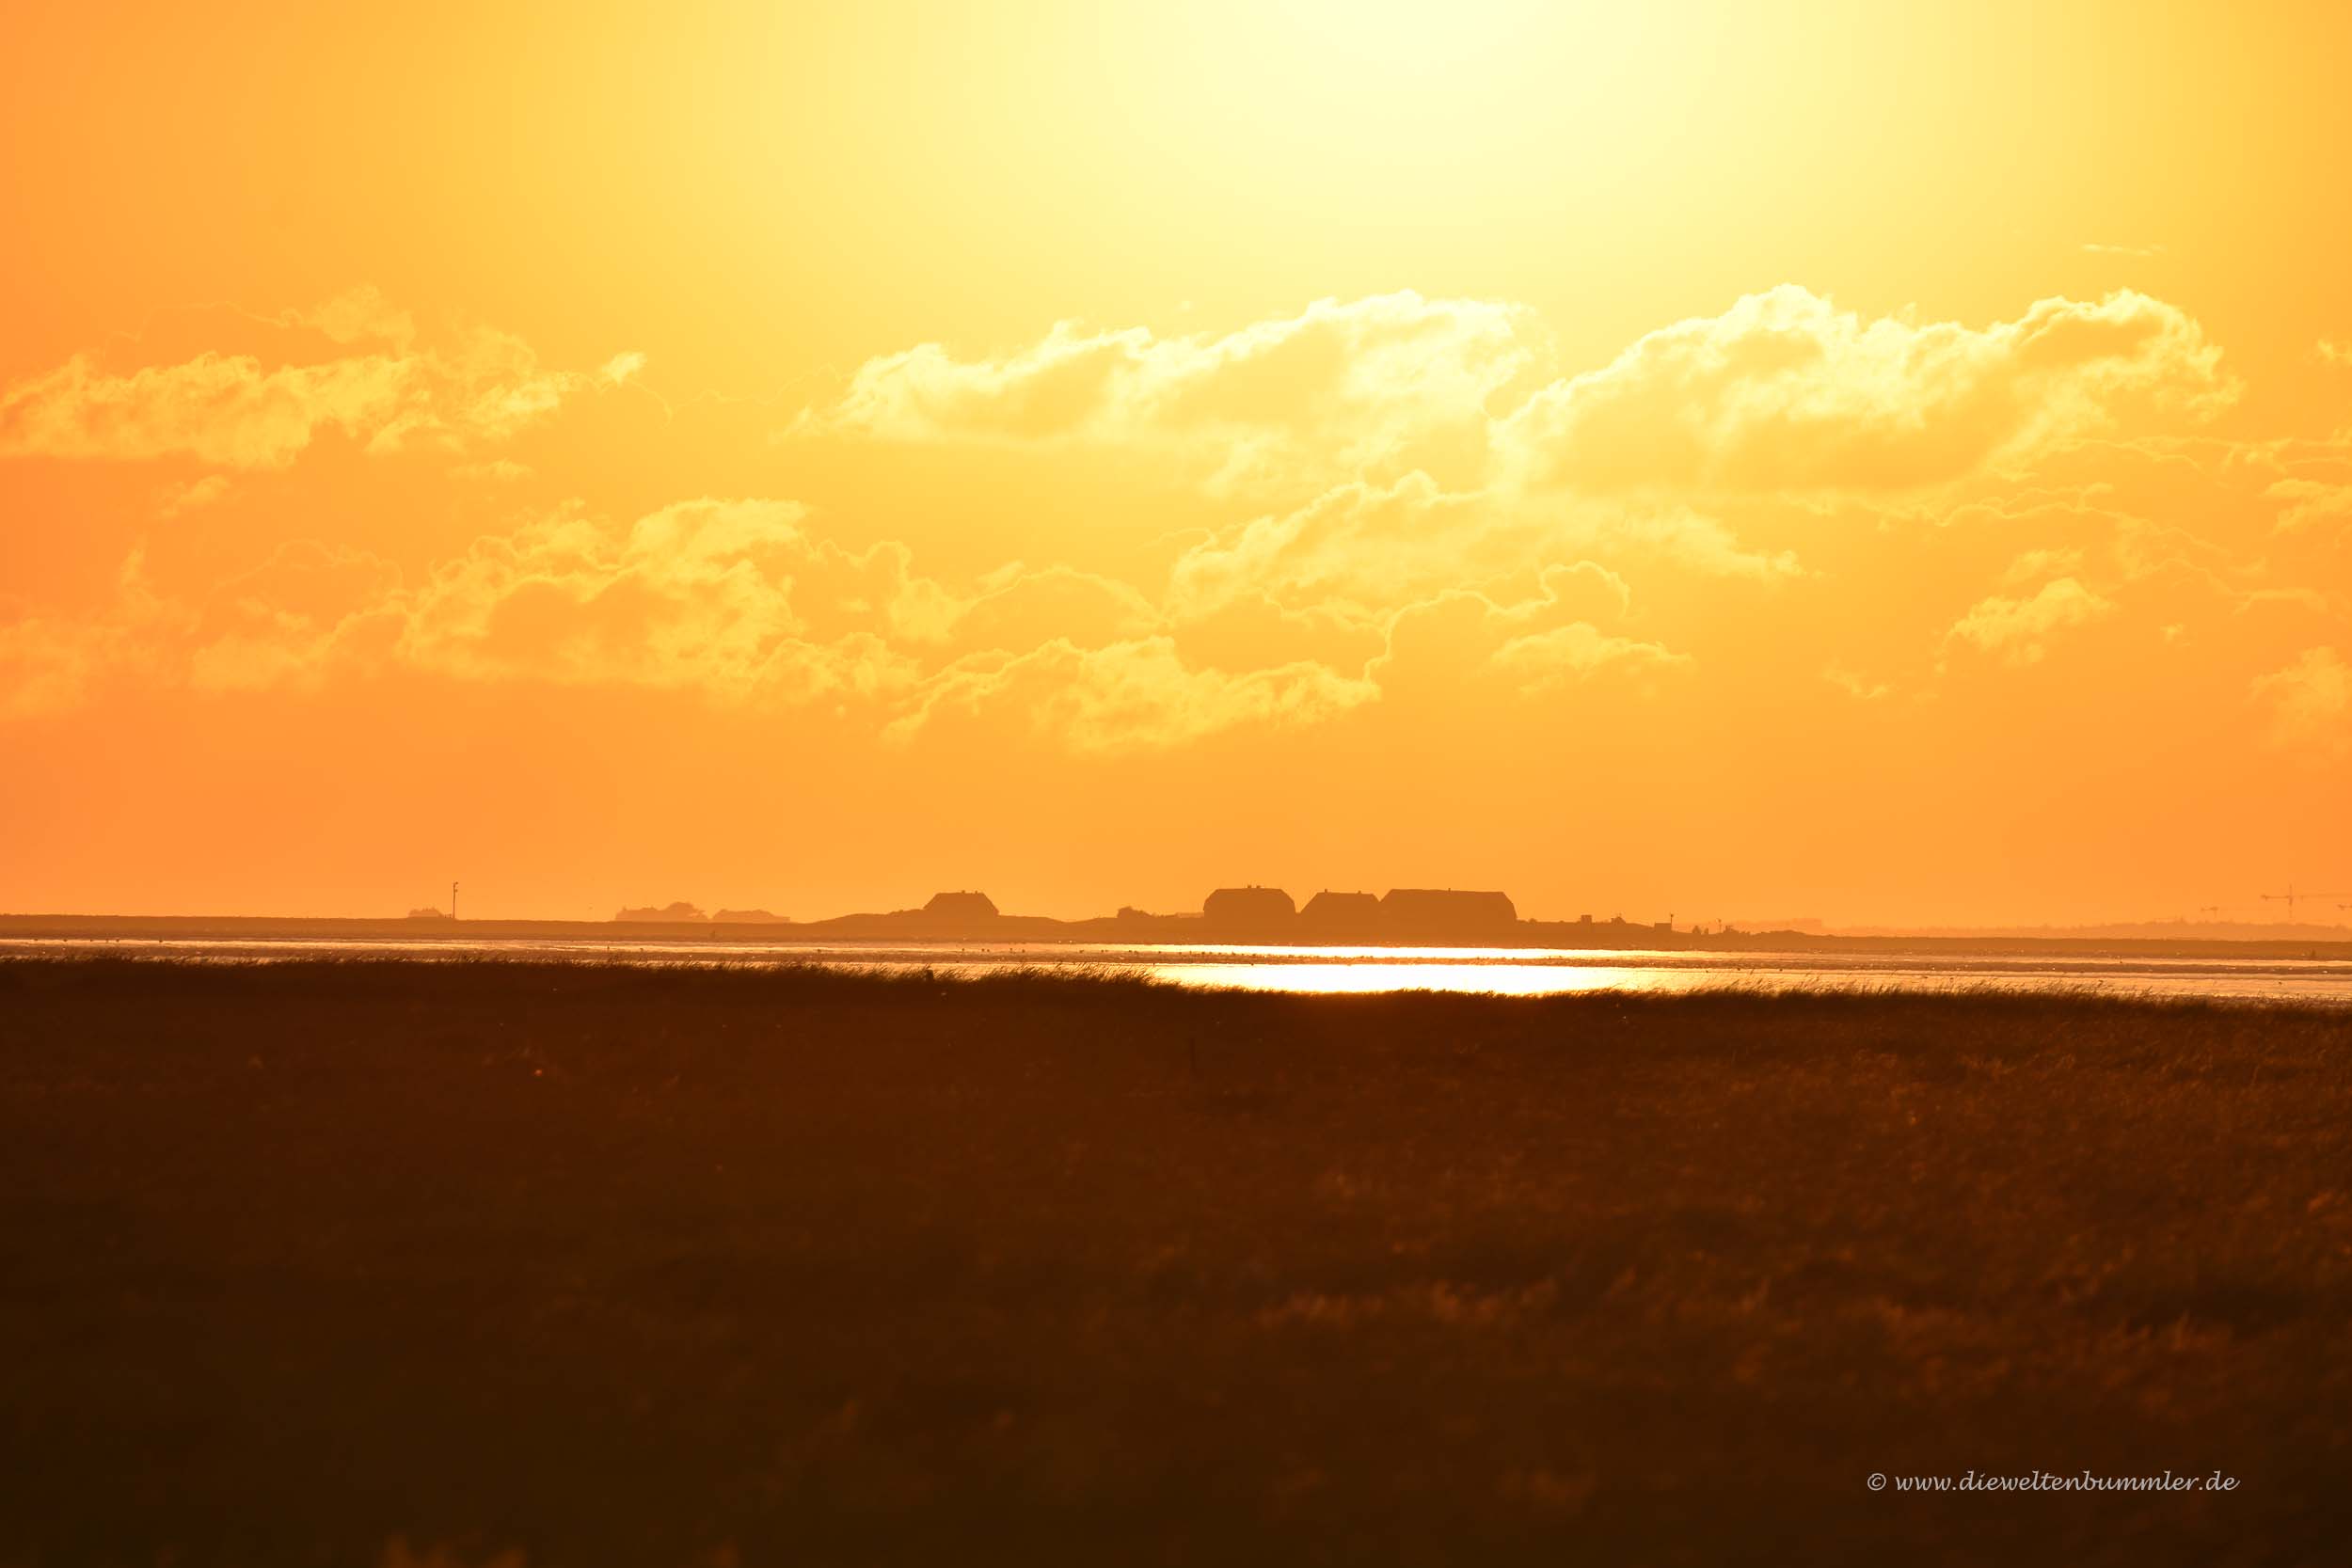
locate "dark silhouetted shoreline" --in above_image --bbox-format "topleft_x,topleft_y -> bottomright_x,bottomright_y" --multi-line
8,911 -> 2352,962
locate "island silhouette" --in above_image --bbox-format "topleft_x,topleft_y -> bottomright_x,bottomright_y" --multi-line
8,891 -> 2351,961
592,883 -> 1672,947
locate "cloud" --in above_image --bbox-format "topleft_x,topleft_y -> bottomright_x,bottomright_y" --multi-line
1372,577 -> 1687,702
1166,472 -> 1793,641
1164,591 -> 1383,676
390,499 -> 934,699
2081,242 -> 2165,258
449,459 -> 533,483
1488,620 -> 1690,695
0,501 -> 946,712
185,542 -> 406,694
803,292 -> 1542,490
1498,286 -> 2234,496
0,293 -> 638,470
5,469 -> 1714,748
1823,664 -> 1892,700
0,495 -> 1374,757
7,284 -> 2339,782
0,549 -> 185,719
0,352 -> 421,469
1947,576 -> 2116,665
1998,546 -> 2086,588
2318,340 -> 2351,368
809,285 -> 2236,509
1565,503 -> 1805,580
286,285 -> 416,348
2268,478 -> 2352,534
942,563 -> 1161,652
2249,647 -> 2349,754
154,474 -> 231,518
1167,473 -> 1500,619
889,638 -> 1376,754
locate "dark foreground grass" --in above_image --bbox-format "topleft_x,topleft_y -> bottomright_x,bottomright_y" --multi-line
3,958 -> 2349,1567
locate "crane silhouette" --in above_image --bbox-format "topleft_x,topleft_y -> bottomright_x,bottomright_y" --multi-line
2261,885 -> 2352,921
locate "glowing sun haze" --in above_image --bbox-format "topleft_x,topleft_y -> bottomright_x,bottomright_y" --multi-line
3,0 -> 2347,926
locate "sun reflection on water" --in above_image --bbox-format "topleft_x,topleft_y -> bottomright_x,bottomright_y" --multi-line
7,937 -> 2350,1001
1147,962 -> 1688,995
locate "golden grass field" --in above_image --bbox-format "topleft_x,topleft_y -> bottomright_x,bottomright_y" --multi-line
4,958 -> 2348,1566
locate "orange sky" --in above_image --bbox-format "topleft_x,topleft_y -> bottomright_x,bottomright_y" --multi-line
4,0 -> 2348,926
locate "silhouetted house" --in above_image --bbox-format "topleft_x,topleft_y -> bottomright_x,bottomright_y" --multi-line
922,890 -> 998,921
614,901 -> 708,923
712,909 -> 793,924
1203,885 -> 1296,927
1300,890 -> 1380,933
404,907 -> 453,921
1378,888 -> 1518,940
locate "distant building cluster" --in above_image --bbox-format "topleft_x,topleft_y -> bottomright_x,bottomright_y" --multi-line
615,900 -> 710,923
1202,885 -> 1296,926
612,902 -> 792,924
1202,886 -> 1519,938
595,885 -> 1681,942
921,890 -> 998,920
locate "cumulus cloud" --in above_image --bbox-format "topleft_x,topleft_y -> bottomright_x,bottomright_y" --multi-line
889,637 -> 1376,754
1166,471 -> 1794,641
0,498 -> 1371,755
810,285 -> 2234,507
5,483 -> 1713,743
2249,647 -> 2349,754
7,283 -> 2336,777
1565,504 -> 1805,581
942,563 -> 1161,652
1371,575 -> 1688,704
1488,620 -> 1689,694
0,502 -> 944,713
1499,286 -> 2234,496
185,542 -> 406,694
389,500 -> 933,698
791,285 -> 2236,663
1947,576 -> 2116,665
0,293 -> 638,470
803,292 -> 1542,490
376,499 -> 1375,749
1,353 -> 420,469
1168,473 -> 1500,619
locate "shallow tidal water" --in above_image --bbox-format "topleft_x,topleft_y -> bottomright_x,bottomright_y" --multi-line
10,937 -> 2352,1002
